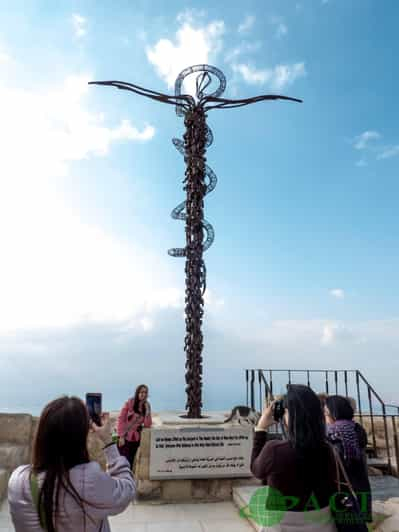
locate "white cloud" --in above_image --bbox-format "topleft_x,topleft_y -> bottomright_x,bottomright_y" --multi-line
238,15 -> 255,34
350,130 -> 399,162
1,312 -> 398,412
146,17 -> 225,91
270,17 -> 288,38
139,317 -> 154,332
0,49 -> 11,64
110,119 -> 155,142
377,145 -> 399,160
204,289 -> 225,308
232,62 -> 306,89
72,13 -> 87,38
321,322 -> 353,346
276,23 -> 288,38
0,74 -> 157,331
0,74 -> 154,174
225,41 -> 261,63
176,8 -> 207,25
353,130 -> 381,150
271,63 -> 306,88
232,63 -> 269,84
321,323 -> 335,346
329,288 -> 345,299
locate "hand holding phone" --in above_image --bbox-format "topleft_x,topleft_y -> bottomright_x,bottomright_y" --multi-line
91,413 -> 113,445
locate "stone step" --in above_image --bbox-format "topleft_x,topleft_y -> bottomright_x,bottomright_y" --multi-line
0,468 -> 9,502
368,457 -> 390,471
0,443 -> 29,470
232,485 -> 261,531
233,478 -> 399,531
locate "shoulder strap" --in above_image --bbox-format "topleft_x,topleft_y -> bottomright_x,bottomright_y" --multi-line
330,444 -> 342,492
29,472 -> 48,530
329,443 -> 357,497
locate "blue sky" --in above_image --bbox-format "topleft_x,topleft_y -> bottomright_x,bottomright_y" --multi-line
0,0 -> 398,413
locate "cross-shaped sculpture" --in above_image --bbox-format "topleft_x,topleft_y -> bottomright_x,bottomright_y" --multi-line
90,64 -> 301,418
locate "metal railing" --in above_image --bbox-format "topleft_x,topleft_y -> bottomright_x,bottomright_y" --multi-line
245,368 -> 399,477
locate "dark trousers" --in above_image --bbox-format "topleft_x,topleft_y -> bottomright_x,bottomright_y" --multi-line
119,440 -> 140,469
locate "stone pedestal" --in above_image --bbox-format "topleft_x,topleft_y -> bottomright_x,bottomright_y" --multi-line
134,411 -> 254,502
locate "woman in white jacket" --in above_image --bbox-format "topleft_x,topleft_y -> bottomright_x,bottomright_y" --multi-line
8,396 -> 135,531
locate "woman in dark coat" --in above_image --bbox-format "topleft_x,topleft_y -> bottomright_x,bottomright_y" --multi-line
251,385 -> 338,531
325,395 -> 372,524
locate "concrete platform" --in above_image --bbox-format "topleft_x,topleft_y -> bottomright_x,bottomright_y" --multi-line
0,499 -> 253,531
371,476 -> 399,501
233,476 -> 399,508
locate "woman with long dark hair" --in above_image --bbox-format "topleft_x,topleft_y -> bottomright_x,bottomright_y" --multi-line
325,395 -> 372,524
251,384 -> 338,531
8,396 -> 135,531
117,384 -> 152,468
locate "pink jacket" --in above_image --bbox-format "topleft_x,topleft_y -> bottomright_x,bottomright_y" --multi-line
8,444 -> 135,532
117,399 -> 152,442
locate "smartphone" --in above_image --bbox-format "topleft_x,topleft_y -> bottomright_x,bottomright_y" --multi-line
86,393 -> 102,426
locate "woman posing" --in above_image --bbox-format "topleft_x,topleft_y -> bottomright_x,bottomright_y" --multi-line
325,395 -> 372,524
8,396 -> 135,532
117,384 -> 152,469
251,384 -> 338,531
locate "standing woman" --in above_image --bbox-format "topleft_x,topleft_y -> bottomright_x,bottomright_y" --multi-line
117,384 -> 152,469
251,384 -> 338,531
8,396 -> 135,532
325,395 -> 372,524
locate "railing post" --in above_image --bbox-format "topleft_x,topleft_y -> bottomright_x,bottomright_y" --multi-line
325,371 -> 329,395
344,370 -> 348,397
250,370 -> 255,410
392,416 -> 399,478
356,371 -> 363,425
258,370 -> 262,413
307,370 -> 310,388
334,370 -> 338,395
382,404 -> 392,475
269,370 -> 273,399
288,370 -> 292,385
246,369 -> 249,407
367,385 -> 377,454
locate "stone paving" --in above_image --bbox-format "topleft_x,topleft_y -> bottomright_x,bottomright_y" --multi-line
0,499 -> 253,531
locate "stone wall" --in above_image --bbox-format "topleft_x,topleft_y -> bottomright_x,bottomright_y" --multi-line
0,413 -> 37,501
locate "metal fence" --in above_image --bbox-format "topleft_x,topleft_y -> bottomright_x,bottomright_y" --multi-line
245,368 -> 399,477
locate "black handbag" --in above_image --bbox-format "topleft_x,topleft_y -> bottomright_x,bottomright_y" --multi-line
330,445 -> 368,532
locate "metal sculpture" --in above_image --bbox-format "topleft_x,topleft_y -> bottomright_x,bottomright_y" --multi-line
89,65 -> 301,418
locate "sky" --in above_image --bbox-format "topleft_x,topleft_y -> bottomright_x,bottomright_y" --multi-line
0,0 -> 398,415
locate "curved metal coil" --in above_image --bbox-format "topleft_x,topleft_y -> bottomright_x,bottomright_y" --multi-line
174,64 -> 226,116
168,66 -> 223,258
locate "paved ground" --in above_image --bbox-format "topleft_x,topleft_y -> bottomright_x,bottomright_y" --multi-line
0,499 -> 253,531
370,475 -> 399,501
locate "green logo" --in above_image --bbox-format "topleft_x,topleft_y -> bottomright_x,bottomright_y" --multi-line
240,489 -> 371,526
239,486 -> 298,526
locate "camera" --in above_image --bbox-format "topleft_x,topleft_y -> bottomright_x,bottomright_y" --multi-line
272,399 -> 285,422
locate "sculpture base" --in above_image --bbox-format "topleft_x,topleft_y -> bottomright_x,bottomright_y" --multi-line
134,411 -> 254,502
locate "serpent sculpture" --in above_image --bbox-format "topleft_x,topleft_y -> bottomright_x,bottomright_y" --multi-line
89,65 -> 301,418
